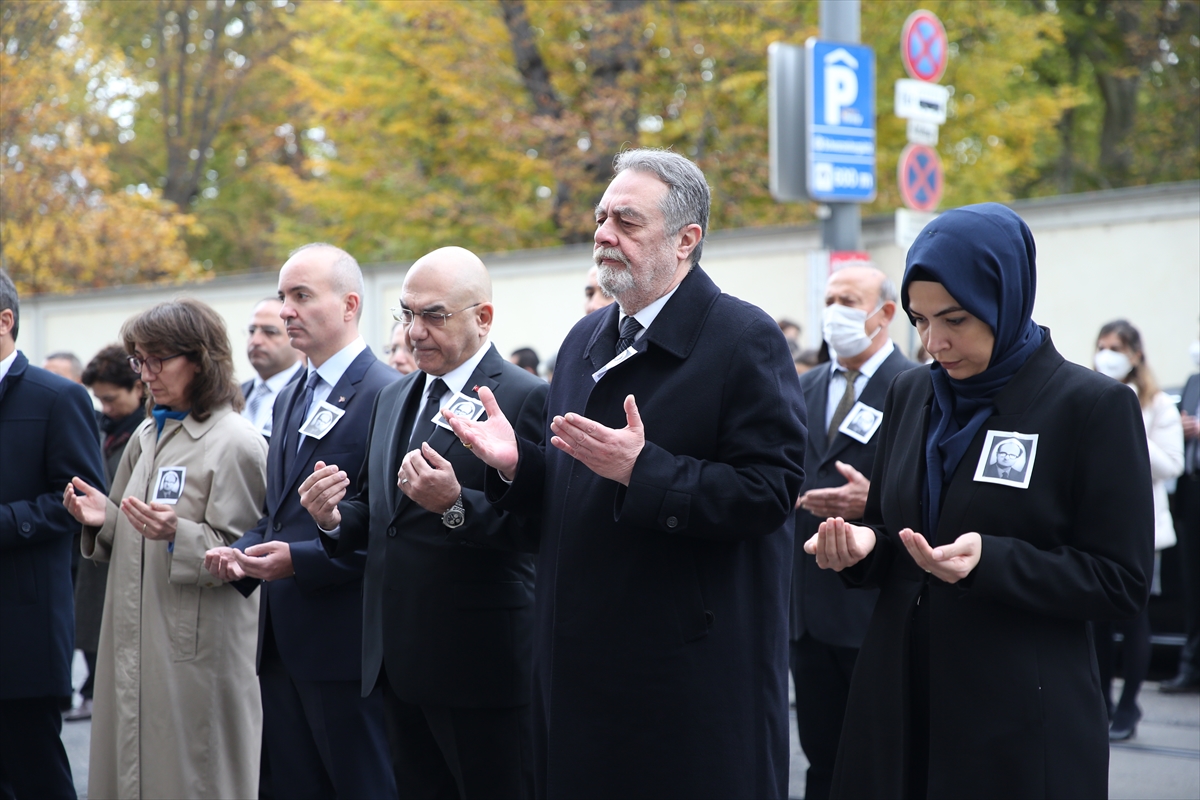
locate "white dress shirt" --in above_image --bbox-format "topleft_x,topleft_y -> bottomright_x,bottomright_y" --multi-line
0,349 -> 17,385
242,361 -> 303,435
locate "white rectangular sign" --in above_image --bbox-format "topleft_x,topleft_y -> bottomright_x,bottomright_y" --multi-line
906,118 -> 939,146
895,209 -> 939,249
895,79 -> 949,124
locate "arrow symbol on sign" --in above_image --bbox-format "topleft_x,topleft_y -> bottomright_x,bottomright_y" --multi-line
824,48 -> 859,69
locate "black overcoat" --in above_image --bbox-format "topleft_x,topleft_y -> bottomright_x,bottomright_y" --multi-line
487,267 -> 808,799
831,334 -> 1154,799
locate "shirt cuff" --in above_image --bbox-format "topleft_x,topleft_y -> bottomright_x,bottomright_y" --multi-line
319,523 -> 340,539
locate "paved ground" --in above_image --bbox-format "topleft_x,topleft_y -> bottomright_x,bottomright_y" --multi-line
61,654 -> 1198,799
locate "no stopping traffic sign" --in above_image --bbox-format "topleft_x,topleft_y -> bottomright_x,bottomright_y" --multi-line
901,10 -> 948,83
897,143 -> 943,212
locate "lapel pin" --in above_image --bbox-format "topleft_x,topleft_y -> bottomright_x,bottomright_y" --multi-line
338,396 -> 346,404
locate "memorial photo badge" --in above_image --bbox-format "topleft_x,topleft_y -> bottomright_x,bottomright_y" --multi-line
152,466 -> 186,504
973,430 -> 1039,489
837,401 -> 884,444
299,401 -> 345,441
433,390 -> 486,431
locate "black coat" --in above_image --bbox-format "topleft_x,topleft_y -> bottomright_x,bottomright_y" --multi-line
831,335 -> 1154,799
0,353 -> 105,698
234,349 -> 397,682
487,267 -> 808,799
791,346 -> 916,648
328,344 -> 548,706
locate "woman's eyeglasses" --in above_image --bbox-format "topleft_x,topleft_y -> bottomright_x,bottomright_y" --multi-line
128,353 -> 185,375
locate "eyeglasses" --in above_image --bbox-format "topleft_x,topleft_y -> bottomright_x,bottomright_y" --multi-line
381,344 -> 407,356
391,303 -> 482,328
128,353 -> 186,375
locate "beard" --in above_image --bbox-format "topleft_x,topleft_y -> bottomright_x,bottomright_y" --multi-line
594,243 -> 679,313
595,247 -> 635,296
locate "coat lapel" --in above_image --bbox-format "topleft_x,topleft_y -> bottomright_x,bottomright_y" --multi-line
803,366 -> 832,463
280,349 -> 373,499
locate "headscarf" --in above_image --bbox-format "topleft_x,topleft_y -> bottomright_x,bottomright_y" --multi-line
901,203 -> 1045,537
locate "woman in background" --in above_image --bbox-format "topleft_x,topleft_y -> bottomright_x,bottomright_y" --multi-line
64,299 -> 267,799
1092,319 -> 1184,740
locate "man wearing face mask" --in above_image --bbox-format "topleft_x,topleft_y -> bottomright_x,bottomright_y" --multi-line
789,264 -> 915,800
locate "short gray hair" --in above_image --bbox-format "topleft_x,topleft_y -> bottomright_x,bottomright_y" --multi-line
613,148 -> 711,266
0,270 -> 19,341
880,276 -> 898,305
288,242 -> 365,319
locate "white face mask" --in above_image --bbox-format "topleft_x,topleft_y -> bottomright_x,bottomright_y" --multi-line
1190,340 -> 1200,369
823,303 -> 883,359
1094,348 -> 1132,381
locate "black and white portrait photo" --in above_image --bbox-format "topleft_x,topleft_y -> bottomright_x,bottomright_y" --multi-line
300,401 -> 345,441
837,401 -> 884,444
152,467 -> 186,505
974,430 -> 1039,489
434,391 -> 485,430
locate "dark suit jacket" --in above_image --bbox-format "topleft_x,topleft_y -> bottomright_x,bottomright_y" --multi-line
832,333 -> 1153,799
326,344 -> 548,707
791,346 -> 915,649
486,267 -> 807,799
0,352 -> 105,698
982,461 -> 1025,481
234,348 -> 398,682
1181,372 -> 1199,476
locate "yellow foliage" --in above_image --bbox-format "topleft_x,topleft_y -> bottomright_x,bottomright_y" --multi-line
0,0 -> 203,294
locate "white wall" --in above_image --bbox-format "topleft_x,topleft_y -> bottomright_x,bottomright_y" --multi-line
18,181 -> 1200,389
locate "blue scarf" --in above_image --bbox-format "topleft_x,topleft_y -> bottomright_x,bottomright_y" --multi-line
152,406 -> 189,439
902,203 -> 1044,539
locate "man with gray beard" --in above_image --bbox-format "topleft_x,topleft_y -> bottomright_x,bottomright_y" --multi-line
447,149 -> 808,798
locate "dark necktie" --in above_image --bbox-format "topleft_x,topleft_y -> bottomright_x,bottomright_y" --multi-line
283,370 -> 321,473
408,377 -> 448,452
616,315 -> 643,356
828,368 -> 862,443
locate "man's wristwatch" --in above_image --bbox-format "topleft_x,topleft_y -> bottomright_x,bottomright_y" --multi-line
442,494 -> 465,529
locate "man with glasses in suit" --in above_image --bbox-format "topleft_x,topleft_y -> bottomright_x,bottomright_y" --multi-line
299,246 -> 548,799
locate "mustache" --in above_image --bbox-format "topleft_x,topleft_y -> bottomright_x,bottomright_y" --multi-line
594,247 -> 630,269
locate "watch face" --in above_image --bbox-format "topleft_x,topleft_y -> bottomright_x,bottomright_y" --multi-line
443,508 -> 465,528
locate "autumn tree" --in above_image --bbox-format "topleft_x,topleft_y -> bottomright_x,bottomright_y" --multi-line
1028,0 -> 1200,193
0,0 -> 200,294
82,0 -> 305,271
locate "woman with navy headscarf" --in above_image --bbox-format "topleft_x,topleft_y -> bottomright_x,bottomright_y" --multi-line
804,204 -> 1154,798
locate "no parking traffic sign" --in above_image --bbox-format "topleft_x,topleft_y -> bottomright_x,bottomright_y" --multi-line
901,10 -> 948,83
897,143 -> 942,212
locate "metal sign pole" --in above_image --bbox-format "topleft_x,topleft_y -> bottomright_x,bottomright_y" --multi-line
820,0 -> 862,252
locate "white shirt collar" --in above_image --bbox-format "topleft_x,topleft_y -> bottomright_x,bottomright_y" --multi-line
0,349 -> 17,385
311,337 -> 366,390
424,340 -> 492,397
618,281 -> 684,340
830,338 -> 895,379
255,360 -> 303,393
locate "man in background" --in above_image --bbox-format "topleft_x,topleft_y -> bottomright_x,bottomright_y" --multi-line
1164,354 -> 1200,693
791,264 -> 913,800
0,270 -> 105,798
583,264 -> 614,315
509,347 -> 539,375
242,297 -> 304,438
385,321 -> 418,374
42,352 -> 84,384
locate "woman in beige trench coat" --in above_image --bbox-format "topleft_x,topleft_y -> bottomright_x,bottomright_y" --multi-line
64,299 -> 267,800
